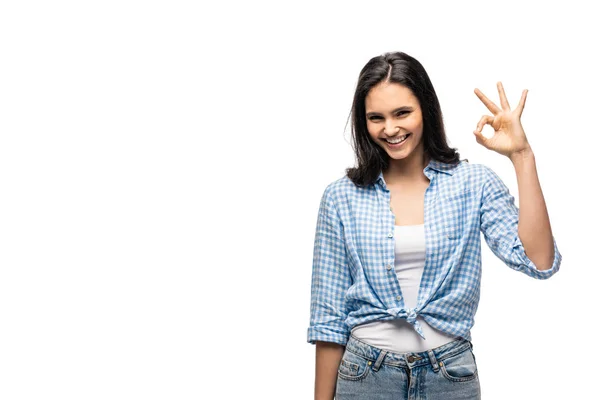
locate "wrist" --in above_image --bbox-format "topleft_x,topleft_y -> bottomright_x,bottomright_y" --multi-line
509,146 -> 534,164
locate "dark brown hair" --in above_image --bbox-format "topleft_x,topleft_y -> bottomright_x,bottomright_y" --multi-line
345,52 -> 461,187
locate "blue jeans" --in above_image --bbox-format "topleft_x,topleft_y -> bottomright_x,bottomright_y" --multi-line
336,333 -> 481,399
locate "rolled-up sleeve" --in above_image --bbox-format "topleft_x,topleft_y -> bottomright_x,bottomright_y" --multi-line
480,166 -> 562,280
307,185 -> 353,346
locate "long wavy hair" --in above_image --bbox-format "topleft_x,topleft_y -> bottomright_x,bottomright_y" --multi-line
345,52 -> 462,187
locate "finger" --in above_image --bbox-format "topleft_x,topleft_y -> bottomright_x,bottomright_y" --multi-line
497,81 -> 511,111
475,115 -> 494,134
516,89 -> 528,117
473,115 -> 494,149
474,88 -> 501,115
473,128 -> 491,149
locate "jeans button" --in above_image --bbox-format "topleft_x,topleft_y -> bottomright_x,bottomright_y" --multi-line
407,355 -> 416,362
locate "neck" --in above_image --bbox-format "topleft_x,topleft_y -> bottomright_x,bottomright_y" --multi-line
384,152 -> 430,185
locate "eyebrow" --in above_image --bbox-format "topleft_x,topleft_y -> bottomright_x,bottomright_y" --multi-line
365,106 -> 413,117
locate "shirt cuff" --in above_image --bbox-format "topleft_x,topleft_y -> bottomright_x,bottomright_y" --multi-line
307,326 -> 349,346
511,234 -> 562,280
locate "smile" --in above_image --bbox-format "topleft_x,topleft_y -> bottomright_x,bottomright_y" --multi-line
383,134 -> 411,147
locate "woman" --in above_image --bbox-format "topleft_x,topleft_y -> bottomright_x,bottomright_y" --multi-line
306,52 -> 562,399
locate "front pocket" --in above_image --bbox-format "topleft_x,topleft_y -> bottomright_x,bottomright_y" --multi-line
439,190 -> 472,240
339,359 -> 359,376
337,350 -> 371,381
439,347 -> 478,383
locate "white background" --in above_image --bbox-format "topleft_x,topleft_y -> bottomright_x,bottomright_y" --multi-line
0,1 -> 597,399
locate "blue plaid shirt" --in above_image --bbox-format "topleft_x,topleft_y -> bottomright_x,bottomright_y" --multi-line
307,159 -> 562,346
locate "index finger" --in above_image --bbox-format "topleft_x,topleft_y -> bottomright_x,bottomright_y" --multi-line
474,88 -> 501,115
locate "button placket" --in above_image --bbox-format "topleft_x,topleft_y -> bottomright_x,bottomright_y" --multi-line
385,192 -> 403,309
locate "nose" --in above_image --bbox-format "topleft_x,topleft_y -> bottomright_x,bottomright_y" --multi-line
383,121 -> 399,136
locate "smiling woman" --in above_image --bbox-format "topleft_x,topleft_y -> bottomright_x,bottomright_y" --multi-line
307,51 -> 562,400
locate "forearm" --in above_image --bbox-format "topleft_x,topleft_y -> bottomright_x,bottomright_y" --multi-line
315,341 -> 344,400
509,147 -> 555,270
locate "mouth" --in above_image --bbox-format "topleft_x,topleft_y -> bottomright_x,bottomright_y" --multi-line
383,133 -> 411,148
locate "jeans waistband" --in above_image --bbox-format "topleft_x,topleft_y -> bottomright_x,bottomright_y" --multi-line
345,332 -> 472,372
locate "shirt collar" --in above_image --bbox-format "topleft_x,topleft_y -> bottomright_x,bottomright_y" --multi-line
376,159 -> 459,189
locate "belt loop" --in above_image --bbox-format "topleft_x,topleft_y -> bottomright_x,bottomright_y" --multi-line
427,349 -> 439,373
372,350 -> 388,371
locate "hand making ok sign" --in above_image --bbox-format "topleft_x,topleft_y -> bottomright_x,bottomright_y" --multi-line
473,82 -> 532,159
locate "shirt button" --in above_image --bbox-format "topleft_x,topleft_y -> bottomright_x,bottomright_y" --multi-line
386,264 -> 392,270
396,295 -> 402,301
388,232 -> 393,238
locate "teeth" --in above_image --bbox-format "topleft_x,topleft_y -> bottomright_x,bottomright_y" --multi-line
386,135 -> 408,144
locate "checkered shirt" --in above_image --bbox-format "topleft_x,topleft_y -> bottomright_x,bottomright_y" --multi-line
307,159 -> 562,346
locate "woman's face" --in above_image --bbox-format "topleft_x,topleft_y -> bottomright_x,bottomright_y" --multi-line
365,82 -> 424,161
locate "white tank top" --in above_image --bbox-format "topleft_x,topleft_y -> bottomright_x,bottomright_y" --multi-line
350,224 -> 459,353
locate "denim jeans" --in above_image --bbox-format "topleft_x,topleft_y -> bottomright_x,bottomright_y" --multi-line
336,333 -> 481,399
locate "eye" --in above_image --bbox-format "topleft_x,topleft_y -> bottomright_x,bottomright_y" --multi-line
395,111 -> 408,117
368,116 -> 382,121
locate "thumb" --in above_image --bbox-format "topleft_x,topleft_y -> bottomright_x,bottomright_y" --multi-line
473,129 -> 491,149
473,114 -> 494,149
